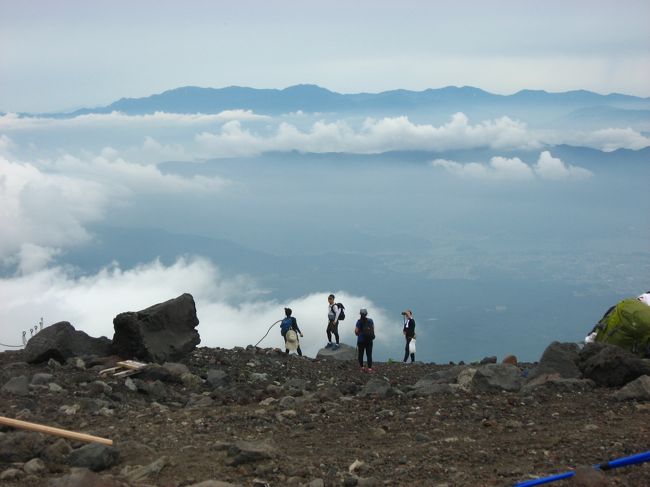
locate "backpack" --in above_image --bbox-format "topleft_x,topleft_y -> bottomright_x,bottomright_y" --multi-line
594,298 -> 650,356
332,303 -> 345,321
280,317 -> 293,334
362,319 -> 375,340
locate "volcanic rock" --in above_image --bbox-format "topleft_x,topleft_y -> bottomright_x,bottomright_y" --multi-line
23,322 -> 112,364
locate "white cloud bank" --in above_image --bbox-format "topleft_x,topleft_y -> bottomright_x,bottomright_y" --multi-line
432,151 -> 593,181
2,111 -> 648,158
0,257 -> 391,358
0,146 -> 227,264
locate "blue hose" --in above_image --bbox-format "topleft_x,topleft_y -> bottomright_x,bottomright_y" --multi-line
514,450 -> 650,487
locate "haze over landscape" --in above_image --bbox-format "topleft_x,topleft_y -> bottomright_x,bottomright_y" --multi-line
1,0 -> 648,363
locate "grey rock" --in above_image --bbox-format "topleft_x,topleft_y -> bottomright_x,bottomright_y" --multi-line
124,377 -> 138,391
88,380 -> 112,395
529,341 -> 581,380
520,374 -> 595,395
578,343 -> 650,387
315,343 -> 357,361
0,432 -> 45,462
358,378 -> 396,398
67,443 -> 120,472
480,356 -> 497,365
120,456 -> 167,482
42,438 -> 73,463
23,457 -> 46,475
31,373 -> 54,385
23,321 -> 112,364
471,364 -> 524,392
162,361 -> 190,377
225,441 -> 273,466
186,481 -> 243,487
112,293 -> 201,364
2,375 -> 29,396
315,385 -> 342,402
206,368 -> 229,388
138,364 -> 177,383
48,468 -> 126,487
0,468 -> 23,480
408,380 -> 455,396
614,375 -> 650,401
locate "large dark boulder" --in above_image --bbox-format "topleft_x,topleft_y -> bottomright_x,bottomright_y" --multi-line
578,342 -> 650,387
112,293 -> 200,364
23,322 -> 112,364
528,341 -> 581,381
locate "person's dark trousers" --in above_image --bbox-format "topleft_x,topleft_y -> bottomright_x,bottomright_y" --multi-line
358,340 -> 373,368
327,321 -> 339,344
404,337 -> 415,362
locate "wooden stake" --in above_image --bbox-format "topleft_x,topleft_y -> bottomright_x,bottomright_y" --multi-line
0,416 -> 113,446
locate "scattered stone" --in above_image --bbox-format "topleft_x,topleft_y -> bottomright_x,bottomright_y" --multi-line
48,468 -> 127,487
0,468 -> 23,481
120,456 -> 167,482
23,457 -> 46,475
0,431 -> 45,462
225,441 -> 273,466
206,368 -> 229,388
614,375 -> 650,401
480,356 -> 497,365
572,465 -> 612,487
67,443 -> 120,472
2,375 -> 30,395
42,438 -> 73,463
31,372 -> 54,385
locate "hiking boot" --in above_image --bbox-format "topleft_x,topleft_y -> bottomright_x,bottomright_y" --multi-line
366,368 -> 375,374
360,366 -> 367,373
332,344 -> 340,350
325,343 -> 333,349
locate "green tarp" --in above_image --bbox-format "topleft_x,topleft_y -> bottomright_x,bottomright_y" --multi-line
595,298 -> 650,356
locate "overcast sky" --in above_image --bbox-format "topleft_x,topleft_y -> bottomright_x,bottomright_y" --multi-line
1,0 -> 649,113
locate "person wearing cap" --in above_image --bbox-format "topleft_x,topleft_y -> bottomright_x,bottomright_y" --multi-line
281,307 -> 303,356
326,294 -> 341,350
402,309 -> 416,363
355,308 -> 375,372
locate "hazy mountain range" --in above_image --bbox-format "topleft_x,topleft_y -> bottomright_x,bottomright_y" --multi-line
19,85 -> 647,125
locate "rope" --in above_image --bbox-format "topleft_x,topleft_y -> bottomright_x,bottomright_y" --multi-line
254,320 -> 282,348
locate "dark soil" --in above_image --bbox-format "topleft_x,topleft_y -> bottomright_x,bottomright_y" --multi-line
1,347 -> 649,486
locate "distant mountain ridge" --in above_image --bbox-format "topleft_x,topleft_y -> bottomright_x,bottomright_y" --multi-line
49,84 -> 650,118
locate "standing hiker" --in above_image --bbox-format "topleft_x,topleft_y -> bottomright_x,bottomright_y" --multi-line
281,308 -> 303,356
402,309 -> 416,363
326,294 -> 341,350
355,308 -> 375,372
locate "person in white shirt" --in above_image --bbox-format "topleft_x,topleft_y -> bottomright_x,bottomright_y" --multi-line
326,294 -> 341,349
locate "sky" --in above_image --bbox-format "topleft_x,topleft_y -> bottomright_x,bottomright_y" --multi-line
1,0 -> 650,113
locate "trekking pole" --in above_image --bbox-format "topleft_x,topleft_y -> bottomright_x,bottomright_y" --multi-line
254,320 -> 282,347
514,450 -> 650,487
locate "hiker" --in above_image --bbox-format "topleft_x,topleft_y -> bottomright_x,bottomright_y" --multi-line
402,309 -> 416,363
280,308 -> 303,356
355,308 -> 375,372
326,294 -> 341,349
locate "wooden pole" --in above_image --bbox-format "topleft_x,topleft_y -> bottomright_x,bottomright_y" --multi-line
0,416 -> 113,446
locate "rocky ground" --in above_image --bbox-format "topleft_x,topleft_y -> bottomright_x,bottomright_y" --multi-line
2,344 -> 650,487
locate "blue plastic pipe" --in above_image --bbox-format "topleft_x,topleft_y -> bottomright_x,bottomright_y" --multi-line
514,450 -> 650,487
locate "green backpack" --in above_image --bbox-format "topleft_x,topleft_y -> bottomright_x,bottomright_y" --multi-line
594,298 -> 650,357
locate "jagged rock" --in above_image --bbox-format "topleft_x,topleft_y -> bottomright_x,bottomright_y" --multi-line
112,293 -> 201,364
31,372 -> 54,385
528,341 -> 581,380
315,343 -> 357,361
2,375 -> 29,395
0,431 -> 46,462
67,443 -> 120,472
578,343 -> 650,387
138,364 -> 177,383
407,381 -> 456,397
471,364 -> 524,392
120,456 -> 167,482
0,469 -> 23,481
23,322 -> 112,364
614,375 -> 650,401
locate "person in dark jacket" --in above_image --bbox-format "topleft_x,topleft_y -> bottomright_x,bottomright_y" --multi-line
355,308 -> 375,372
281,308 -> 303,356
402,309 -> 416,363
